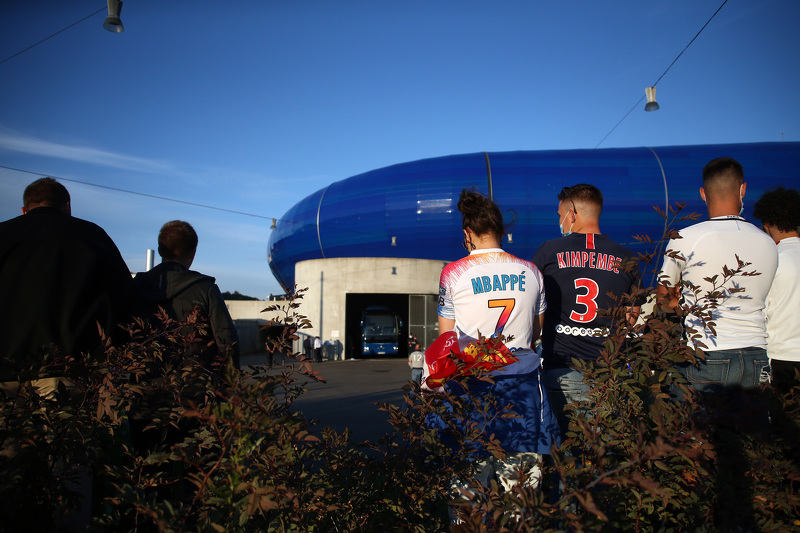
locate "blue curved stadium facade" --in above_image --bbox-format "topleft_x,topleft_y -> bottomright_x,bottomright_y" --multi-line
268,142 -> 800,292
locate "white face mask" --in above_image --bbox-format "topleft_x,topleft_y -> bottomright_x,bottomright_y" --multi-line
739,184 -> 745,216
559,210 -> 574,237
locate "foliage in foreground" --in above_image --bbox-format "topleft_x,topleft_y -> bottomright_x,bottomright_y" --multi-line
0,291 -> 496,532
1,205 -> 799,532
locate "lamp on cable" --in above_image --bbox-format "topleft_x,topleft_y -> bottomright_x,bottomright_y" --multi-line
645,86 -> 660,112
103,0 -> 124,33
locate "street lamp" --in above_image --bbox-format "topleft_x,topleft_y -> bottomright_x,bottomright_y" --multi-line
645,86 -> 660,112
103,0 -> 124,33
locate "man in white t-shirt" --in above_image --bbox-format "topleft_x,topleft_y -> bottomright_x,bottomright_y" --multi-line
658,157 -> 778,392
313,336 -> 322,362
408,343 -> 424,384
753,187 -> 800,394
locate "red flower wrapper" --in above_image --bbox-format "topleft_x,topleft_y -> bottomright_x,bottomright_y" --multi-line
424,330 -> 459,388
424,331 -> 519,388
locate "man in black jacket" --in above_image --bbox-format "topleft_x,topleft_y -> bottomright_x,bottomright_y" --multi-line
131,220 -> 239,460
0,177 -> 133,381
0,177 -> 133,530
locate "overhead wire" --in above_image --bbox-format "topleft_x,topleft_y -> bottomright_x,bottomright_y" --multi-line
651,0 -> 730,89
561,0 -> 729,185
593,0 -> 730,150
0,7 -> 106,66
593,98 -> 644,150
0,164 -> 390,238
0,164 -> 273,220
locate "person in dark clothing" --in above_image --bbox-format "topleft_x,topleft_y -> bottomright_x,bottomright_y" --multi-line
133,220 -> 239,367
0,177 -> 133,381
131,220 -> 239,461
533,184 -> 641,438
0,177 -> 133,531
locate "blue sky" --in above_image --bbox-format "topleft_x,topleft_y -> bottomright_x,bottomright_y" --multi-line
1,0 -> 798,298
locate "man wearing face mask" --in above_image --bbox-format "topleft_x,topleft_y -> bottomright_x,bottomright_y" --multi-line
658,157 -> 777,392
532,184 -> 641,437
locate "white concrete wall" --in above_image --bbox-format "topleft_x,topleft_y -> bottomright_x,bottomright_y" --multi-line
294,257 -> 445,356
225,300 -> 285,321
224,300 -> 292,354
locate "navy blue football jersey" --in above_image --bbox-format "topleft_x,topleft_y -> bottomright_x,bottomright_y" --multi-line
532,233 -> 640,369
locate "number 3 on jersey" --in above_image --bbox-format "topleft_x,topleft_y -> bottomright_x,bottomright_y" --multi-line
570,278 -> 598,323
488,298 -> 515,334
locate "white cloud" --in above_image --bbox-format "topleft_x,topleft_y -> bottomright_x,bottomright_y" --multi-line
0,126 -> 175,174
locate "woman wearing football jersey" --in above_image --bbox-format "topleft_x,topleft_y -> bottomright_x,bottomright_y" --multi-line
436,188 -> 559,495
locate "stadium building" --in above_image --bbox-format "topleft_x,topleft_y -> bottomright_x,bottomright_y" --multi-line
267,142 -> 800,359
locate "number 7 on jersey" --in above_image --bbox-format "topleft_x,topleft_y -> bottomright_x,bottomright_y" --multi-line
488,298 -> 515,335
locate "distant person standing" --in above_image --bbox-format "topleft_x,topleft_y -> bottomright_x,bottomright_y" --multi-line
408,343 -> 424,384
265,341 -> 274,369
658,157 -> 777,392
0,177 -> 133,380
753,187 -> 800,394
303,336 -> 313,358
532,184 -> 640,437
314,336 -> 322,362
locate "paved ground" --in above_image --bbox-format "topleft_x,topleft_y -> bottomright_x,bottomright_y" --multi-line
240,352 -> 413,442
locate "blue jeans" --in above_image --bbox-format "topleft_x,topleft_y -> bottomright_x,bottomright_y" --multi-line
543,367 -> 590,440
679,347 -> 770,393
426,369 -> 560,456
410,367 -> 423,385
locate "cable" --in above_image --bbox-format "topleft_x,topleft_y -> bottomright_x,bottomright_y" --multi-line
652,0 -> 730,88
0,164 -> 274,220
0,7 -> 106,66
0,164 -> 390,238
593,97 -> 645,150
594,0 -> 730,149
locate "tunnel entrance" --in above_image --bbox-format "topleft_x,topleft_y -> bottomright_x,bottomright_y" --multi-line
345,293 -> 408,359
344,293 -> 439,359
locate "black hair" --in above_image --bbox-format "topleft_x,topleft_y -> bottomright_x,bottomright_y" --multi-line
558,183 -> 603,219
23,177 -> 70,210
158,220 -> 198,261
457,188 -> 505,240
702,157 -> 744,186
753,187 -> 800,232
558,183 -> 603,208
